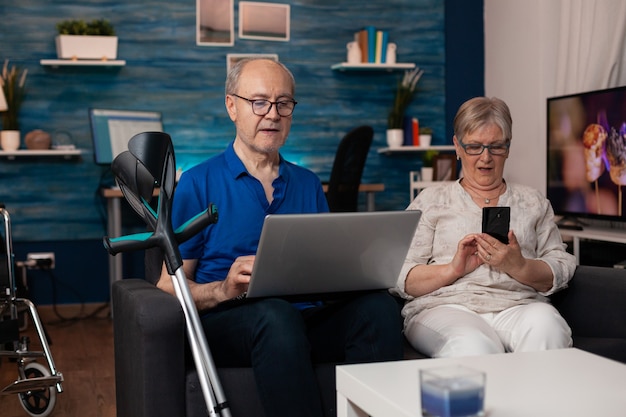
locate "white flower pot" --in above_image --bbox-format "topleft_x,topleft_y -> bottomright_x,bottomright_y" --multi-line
56,35 -> 118,60
1,130 -> 21,151
421,167 -> 433,182
419,134 -> 432,148
386,129 -> 404,148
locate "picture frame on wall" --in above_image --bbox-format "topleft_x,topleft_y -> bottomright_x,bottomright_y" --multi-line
196,0 -> 234,46
226,53 -> 279,72
433,154 -> 457,181
239,2 -> 290,42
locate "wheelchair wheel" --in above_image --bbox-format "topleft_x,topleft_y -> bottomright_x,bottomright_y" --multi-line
18,362 -> 57,417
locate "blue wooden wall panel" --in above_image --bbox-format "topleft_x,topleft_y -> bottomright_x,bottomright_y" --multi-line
1,0 -> 445,241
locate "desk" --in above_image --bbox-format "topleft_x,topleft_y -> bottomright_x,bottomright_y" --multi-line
321,183 -> 384,212
558,226 -> 626,264
336,348 -> 626,417
102,183 -> 385,286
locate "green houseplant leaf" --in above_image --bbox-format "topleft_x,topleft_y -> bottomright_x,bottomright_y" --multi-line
387,67 -> 424,129
56,19 -> 115,36
1,60 -> 27,131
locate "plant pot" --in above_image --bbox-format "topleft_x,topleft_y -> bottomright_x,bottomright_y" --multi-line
1,130 -> 21,151
56,35 -> 118,60
386,129 -> 404,148
419,134 -> 432,148
421,167 -> 433,182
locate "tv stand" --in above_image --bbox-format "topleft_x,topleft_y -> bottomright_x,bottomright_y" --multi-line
556,216 -> 587,231
558,226 -> 626,265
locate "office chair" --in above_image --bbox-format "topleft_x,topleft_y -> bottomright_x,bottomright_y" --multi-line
325,125 -> 374,212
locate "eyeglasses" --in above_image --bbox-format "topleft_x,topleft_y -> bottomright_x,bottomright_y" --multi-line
231,94 -> 297,117
459,141 -> 510,156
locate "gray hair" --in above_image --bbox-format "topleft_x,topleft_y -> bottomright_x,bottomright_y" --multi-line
453,97 -> 513,142
225,58 -> 295,96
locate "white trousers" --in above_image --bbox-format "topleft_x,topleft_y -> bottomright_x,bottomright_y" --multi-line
404,302 -> 573,358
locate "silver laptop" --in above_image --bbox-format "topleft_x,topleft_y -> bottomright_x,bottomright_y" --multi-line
245,210 -> 421,298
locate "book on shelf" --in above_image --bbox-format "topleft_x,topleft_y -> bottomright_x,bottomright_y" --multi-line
358,29 -> 368,63
403,117 -> 413,146
375,31 -> 383,63
354,26 -> 391,65
402,117 -> 421,147
365,26 -> 376,63
412,118 -> 420,146
379,30 -> 388,63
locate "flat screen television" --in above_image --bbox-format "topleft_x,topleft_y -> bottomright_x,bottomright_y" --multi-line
89,108 -> 163,165
547,85 -> 626,226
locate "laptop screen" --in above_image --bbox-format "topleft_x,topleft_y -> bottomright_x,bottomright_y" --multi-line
89,108 -> 163,165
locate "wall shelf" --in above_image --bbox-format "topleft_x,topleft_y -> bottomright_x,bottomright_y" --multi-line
0,149 -> 84,160
377,145 -> 455,155
331,62 -> 415,71
40,59 -> 126,67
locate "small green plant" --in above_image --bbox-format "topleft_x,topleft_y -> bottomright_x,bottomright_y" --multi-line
422,149 -> 439,168
419,127 -> 433,135
388,67 -> 424,129
56,19 -> 115,36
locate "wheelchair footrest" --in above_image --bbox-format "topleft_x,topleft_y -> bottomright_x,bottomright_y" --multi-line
1,374 -> 63,395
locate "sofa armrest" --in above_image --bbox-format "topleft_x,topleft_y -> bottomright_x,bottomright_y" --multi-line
112,279 -> 187,417
550,265 -> 626,339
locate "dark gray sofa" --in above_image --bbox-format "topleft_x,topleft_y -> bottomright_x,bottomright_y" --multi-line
112,265 -> 626,417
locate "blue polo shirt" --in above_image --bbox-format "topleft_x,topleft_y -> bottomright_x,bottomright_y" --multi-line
172,141 -> 329,284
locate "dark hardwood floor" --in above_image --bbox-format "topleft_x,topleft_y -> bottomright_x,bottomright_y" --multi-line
0,303 -> 116,417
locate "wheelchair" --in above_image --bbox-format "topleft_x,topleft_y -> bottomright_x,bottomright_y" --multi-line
0,206 -> 64,417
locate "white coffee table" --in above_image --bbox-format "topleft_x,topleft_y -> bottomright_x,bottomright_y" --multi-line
336,348 -> 626,417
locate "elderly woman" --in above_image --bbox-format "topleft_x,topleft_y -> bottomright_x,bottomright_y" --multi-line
392,97 -> 576,358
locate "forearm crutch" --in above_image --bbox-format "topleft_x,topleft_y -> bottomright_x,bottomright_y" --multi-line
103,132 -> 231,417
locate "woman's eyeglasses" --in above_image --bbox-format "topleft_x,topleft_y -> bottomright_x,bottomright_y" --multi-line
459,141 -> 510,155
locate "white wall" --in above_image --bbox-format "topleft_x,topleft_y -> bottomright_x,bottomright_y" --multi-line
484,0 -> 626,195
484,0 -> 558,194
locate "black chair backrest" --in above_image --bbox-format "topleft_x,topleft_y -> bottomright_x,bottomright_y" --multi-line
326,126 -> 374,212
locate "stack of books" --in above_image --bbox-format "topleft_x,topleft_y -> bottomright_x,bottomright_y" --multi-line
355,26 -> 390,64
403,117 -> 421,146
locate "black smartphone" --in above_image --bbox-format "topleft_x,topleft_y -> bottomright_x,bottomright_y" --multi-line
482,206 -> 510,244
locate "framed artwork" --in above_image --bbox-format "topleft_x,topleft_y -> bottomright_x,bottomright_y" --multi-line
196,0 -> 234,46
226,53 -> 279,72
433,154 -> 457,181
239,2 -> 290,42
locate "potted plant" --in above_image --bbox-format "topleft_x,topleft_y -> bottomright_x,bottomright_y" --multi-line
0,60 -> 27,151
420,149 -> 438,182
55,19 -> 118,60
386,67 -> 424,147
419,126 -> 433,148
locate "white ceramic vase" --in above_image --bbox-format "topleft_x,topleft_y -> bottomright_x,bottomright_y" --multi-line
386,129 -> 404,148
386,43 -> 397,64
1,130 -> 21,151
421,167 -> 433,182
346,41 -> 362,64
419,134 -> 432,148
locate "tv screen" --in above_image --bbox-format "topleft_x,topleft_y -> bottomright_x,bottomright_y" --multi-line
89,108 -> 163,165
547,85 -> 626,224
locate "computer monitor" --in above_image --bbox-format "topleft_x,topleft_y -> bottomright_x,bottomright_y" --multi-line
89,108 -> 163,165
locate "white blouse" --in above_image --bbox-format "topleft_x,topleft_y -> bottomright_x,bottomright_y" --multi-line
392,180 -> 577,323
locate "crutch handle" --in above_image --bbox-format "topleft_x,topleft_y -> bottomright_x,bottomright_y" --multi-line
103,232 -> 155,255
174,204 -> 219,244
103,204 -> 218,256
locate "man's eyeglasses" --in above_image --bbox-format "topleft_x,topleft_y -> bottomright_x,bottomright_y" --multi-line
231,94 -> 297,117
459,141 -> 510,156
